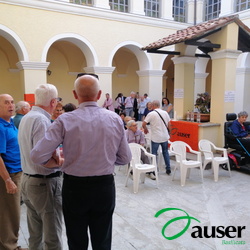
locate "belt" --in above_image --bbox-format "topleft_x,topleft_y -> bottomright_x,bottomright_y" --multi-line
63,173 -> 113,181
24,172 -> 61,178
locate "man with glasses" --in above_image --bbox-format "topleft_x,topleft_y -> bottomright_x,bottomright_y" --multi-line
18,84 -> 63,250
31,75 -> 131,250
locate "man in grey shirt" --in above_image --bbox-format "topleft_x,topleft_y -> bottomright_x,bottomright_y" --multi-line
18,84 -> 63,250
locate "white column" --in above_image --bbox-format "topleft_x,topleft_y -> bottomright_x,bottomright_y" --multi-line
196,0 -> 204,23
187,0 -> 195,24
235,67 -> 250,113
220,0 -> 234,17
194,57 -> 210,103
84,66 -> 115,105
161,0 -> 173,20
136,70 -> 165,102
130,0 -> 145,15
94,0 -> 110,9
194,73 -> 209,101
16,61 -> 50,93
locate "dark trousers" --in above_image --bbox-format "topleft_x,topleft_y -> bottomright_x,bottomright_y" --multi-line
62,174 -> 115,250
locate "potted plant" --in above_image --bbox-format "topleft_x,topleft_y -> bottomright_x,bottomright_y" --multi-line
194,92 -> 210,122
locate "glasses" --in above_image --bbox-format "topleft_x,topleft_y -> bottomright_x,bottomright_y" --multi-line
76,73 -> 99,80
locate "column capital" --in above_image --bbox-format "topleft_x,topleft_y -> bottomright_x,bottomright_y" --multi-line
16,61 -> 50,70
209,49 -> 242,60
84,66 -> 115,74
136,70 -> 165,77
172,56 -> 197,65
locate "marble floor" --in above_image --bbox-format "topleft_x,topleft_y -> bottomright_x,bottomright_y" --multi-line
18,158 -> 250,250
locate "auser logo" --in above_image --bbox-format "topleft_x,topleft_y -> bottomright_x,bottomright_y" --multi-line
155,208 -> 200,240
155,208 -> 246,241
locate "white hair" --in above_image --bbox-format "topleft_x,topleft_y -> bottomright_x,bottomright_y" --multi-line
126,120 -> 137,128
152,100 -> 160,108
35,84 -> 58,106
15,101 -> 29,112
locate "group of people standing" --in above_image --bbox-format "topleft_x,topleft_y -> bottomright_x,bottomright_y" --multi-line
0,75 -> 174,250
0,75 -> 132,250
102,91 -> 174,121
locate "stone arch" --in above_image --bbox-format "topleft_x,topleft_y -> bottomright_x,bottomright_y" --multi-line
41,33 -> 98,66
0,24 -> 29,61
109,41 -> 151,70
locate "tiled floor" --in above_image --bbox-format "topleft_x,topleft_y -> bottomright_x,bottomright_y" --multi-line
18,158 -> 250,250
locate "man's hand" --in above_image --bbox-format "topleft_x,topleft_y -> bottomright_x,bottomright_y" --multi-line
44,150 -> 64,168
5,178 -> 18,194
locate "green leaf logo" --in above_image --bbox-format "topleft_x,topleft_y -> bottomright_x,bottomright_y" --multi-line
155,208 -> 200,240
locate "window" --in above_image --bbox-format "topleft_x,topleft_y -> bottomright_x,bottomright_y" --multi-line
109,0 -> 129,12
236,0 -> 250,12
173,0 -> 186,22
205,0 -> 221,21
71,0 -> 93,6
144,0 -> 160,18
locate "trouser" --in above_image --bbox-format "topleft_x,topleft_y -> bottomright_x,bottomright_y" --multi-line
0,171 -> 22,250
151,140 -> 171,170
125,107 -> 133,117
62,173 -> 115,250
21,174 -> 63,250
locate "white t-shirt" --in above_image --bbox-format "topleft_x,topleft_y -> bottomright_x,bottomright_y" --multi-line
144,109 -> 170,143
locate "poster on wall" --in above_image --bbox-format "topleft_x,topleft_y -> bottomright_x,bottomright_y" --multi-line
174,88 -> 184,98
224,91 -> 235,102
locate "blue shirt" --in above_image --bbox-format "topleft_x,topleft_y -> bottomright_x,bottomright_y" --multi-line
31,102 -> 132,177
231,119 -> 250,138
0,117 -> 21,173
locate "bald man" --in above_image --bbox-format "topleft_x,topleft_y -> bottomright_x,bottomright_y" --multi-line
31,74 -> 132,250
0,94 -> 24,250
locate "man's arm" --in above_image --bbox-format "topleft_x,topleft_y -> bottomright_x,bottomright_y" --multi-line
168,121 -> 172,135
115,131 -> 132,166
0,155 -> 17,194
142,121 -> 149,134
31,120 -> 64,167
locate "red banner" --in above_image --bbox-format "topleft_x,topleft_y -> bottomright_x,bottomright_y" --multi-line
170,120 -> 200,150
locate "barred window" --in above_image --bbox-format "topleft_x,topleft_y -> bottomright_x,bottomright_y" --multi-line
173,0 -> 186,22
144,0 -> 160,18
71,0 -> 93,6
109,0 -> 129,12
205,0 -> 221,21
236,0 -> 250,12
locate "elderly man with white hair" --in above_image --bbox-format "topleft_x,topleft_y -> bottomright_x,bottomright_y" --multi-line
142,100 -> 172,175
18,84 -> 63,250
13,101 -> 31,129
125,120 -> 155,180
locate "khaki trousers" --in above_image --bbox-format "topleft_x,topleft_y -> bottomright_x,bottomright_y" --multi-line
0,171 -> 22,250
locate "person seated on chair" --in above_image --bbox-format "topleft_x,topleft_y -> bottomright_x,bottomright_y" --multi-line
125,120 -> 155,180
231,111 -> 250,138
231,111 -> 250,153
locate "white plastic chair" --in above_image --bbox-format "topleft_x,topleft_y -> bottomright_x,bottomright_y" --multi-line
170,141 -> 203,186
198,139 -> 231,182
125,143 -> 158,193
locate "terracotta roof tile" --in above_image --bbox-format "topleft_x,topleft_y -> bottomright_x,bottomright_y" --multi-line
142,15 -> 250,51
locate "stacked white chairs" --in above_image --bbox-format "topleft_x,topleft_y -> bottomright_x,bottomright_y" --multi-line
125,143 -> 158,193
198,139 -> 231,182
170,141 -> 203,186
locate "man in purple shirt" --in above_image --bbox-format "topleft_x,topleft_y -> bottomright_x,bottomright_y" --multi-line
31,74 -> 131,250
